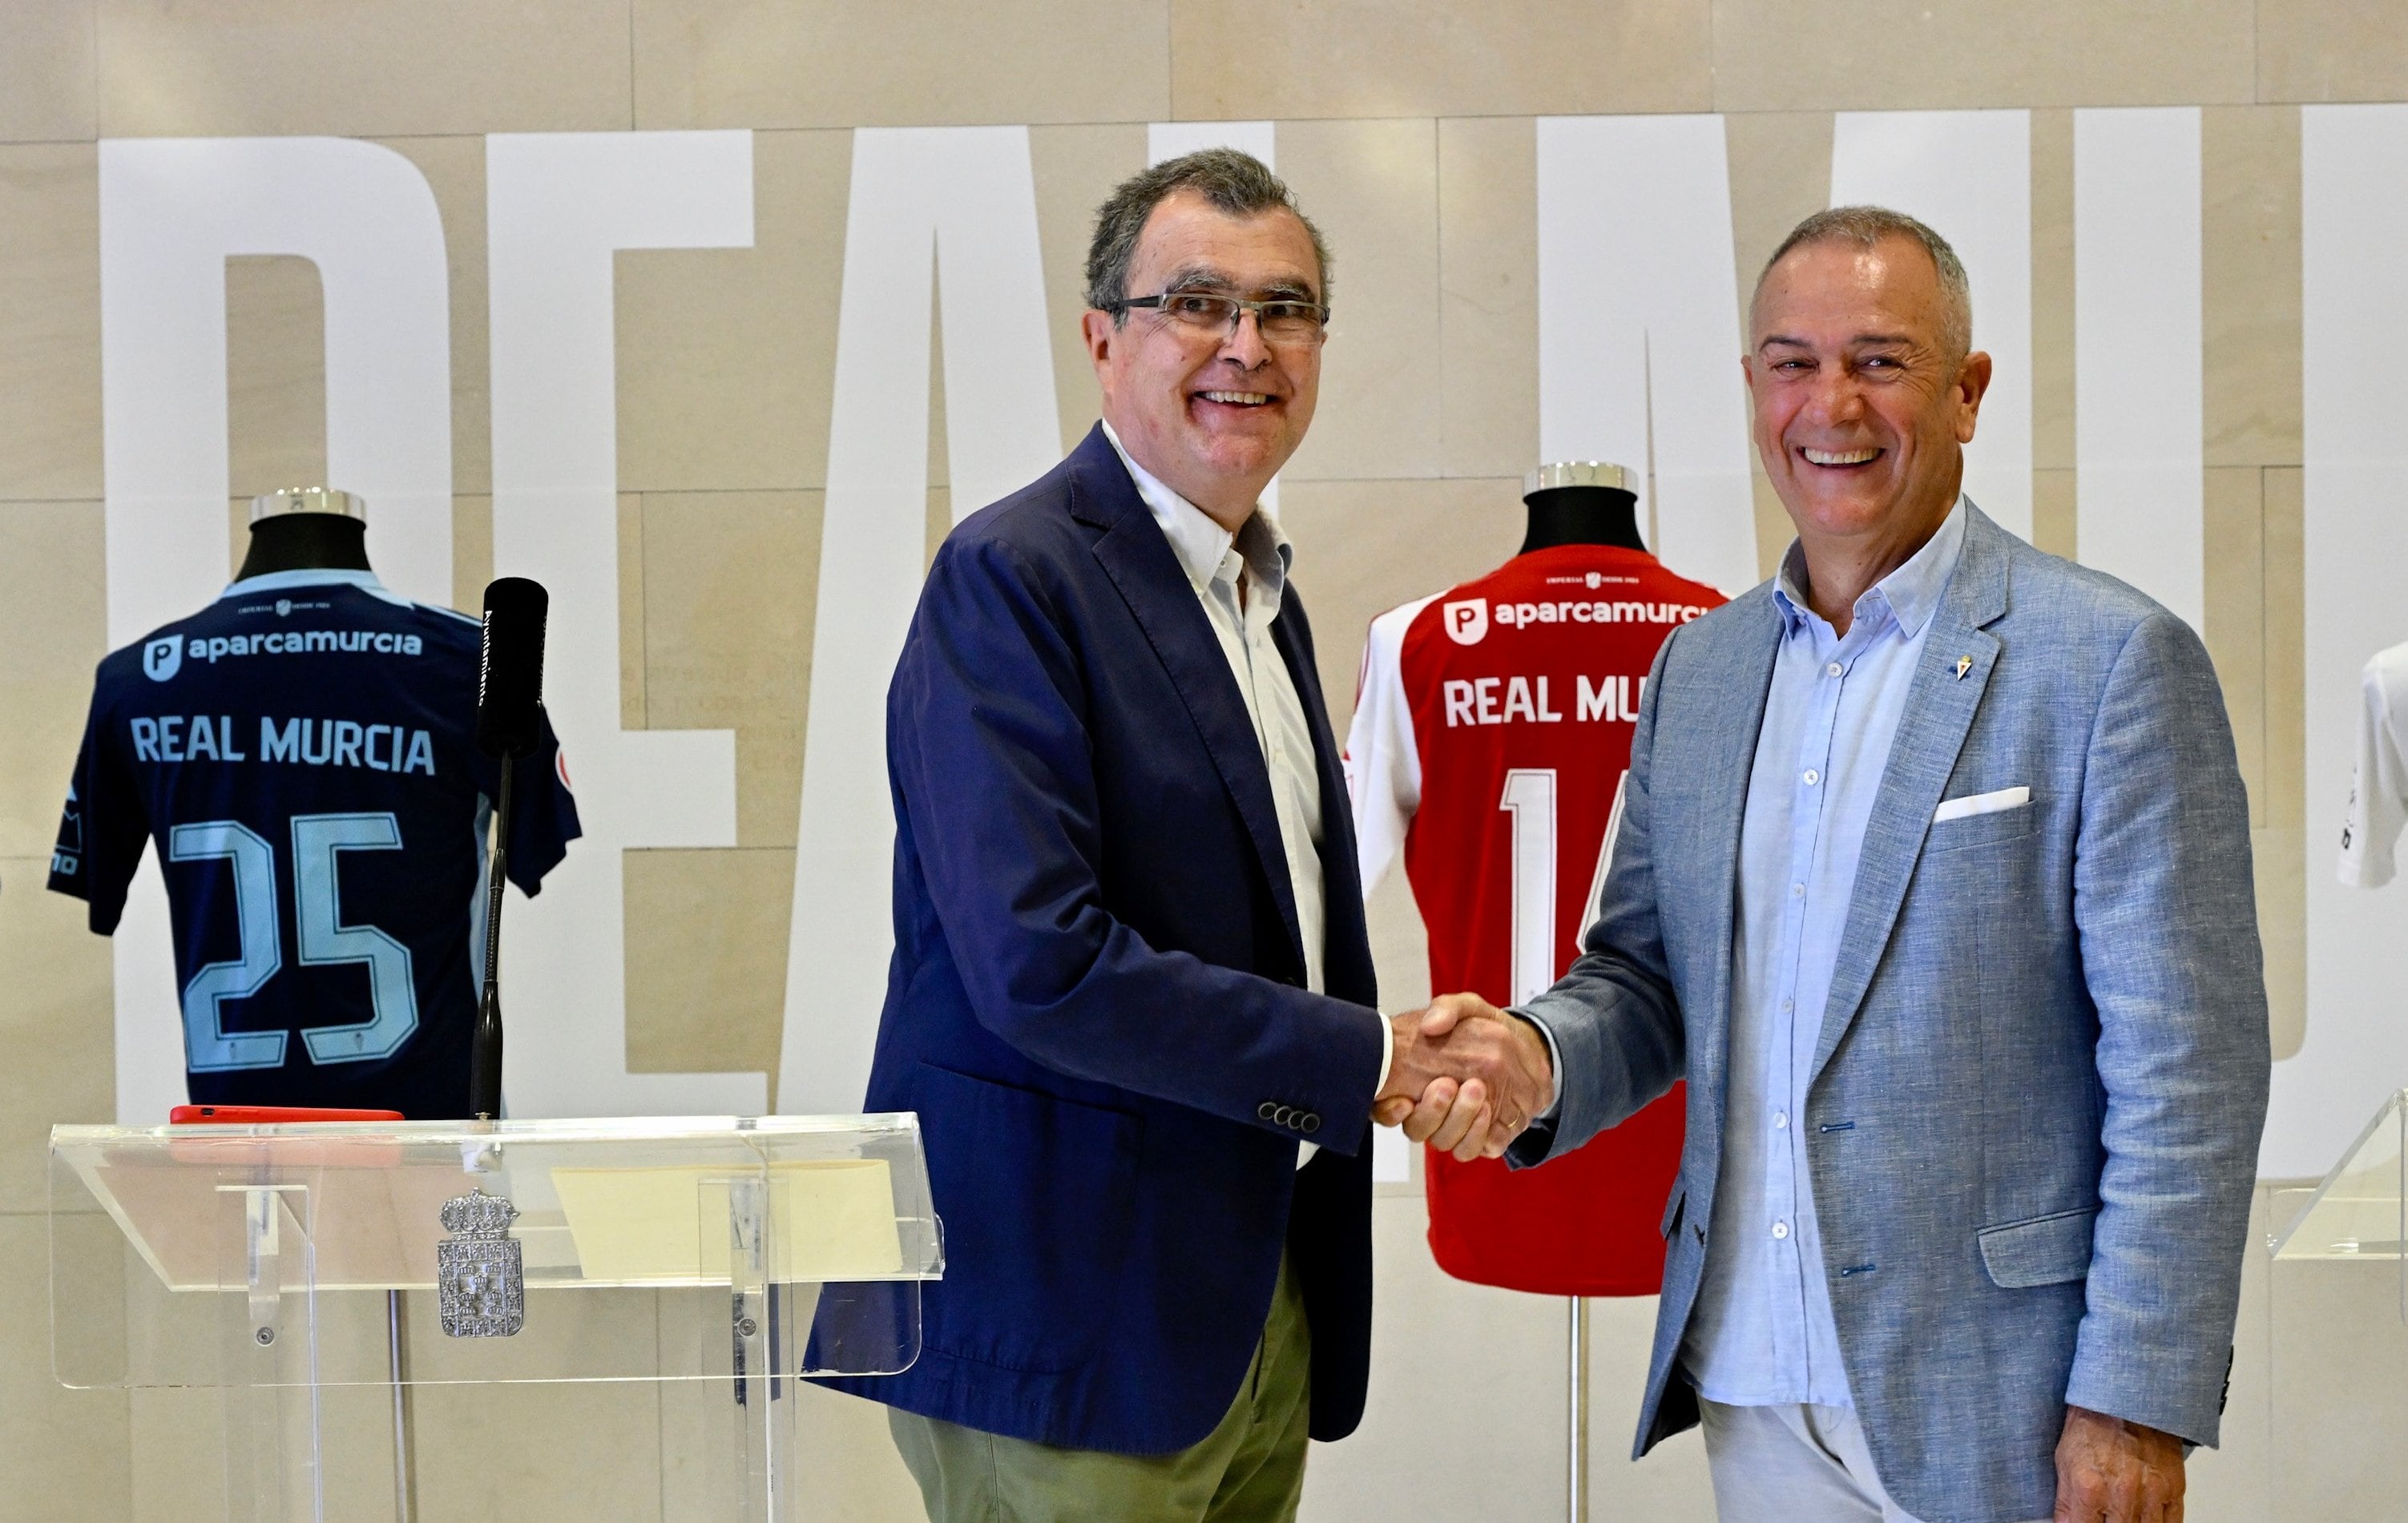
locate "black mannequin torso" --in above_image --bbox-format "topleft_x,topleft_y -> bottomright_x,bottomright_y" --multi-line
236,513 -> 373,580
1519,485 -> 1647,555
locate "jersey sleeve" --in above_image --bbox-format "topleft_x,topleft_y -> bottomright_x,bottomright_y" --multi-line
46,676 -> 154,933
1344,598 -> 1430,897
501,702 -> 583,895
2341,652 -> 2408,888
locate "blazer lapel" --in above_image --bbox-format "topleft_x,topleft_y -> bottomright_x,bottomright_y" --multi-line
1678,592 -> 1784,1127
1274,604 -> 1368,945
1808,508 -> 2012,1085
1068,426 -> 1308,971
1273,604 -> 1345,859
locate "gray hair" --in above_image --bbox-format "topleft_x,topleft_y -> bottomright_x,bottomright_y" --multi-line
1756,205 -> 1973,362
1083,148 -> 1332,318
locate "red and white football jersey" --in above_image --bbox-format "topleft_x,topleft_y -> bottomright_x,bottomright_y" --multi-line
1347,543 -> 1727,1296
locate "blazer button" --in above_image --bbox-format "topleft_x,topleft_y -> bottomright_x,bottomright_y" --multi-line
1273,1106 -> 1296,1128
1301,1114 -> 1321,1134
1257,1102 -> 1279,1122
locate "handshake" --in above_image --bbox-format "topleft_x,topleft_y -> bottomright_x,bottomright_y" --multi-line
1370,994 -> 1556,1162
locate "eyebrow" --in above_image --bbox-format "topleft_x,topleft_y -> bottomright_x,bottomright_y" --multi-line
1156,264 -> 1321,302
1757,331 -> 1918,353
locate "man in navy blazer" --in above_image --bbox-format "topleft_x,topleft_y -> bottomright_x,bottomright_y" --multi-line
1394,209 -> 2269,1522
820,150 -> 1550,1521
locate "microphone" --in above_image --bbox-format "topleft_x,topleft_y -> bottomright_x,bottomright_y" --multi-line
475,577 -> 549,759
470,577 -> 548,1120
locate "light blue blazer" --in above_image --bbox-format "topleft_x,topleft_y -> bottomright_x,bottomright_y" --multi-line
1513,505 -> 2269,1523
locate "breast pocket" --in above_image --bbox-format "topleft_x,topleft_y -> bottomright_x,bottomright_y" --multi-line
1924,797 -> 2037,854
1908,791 -> 2043,944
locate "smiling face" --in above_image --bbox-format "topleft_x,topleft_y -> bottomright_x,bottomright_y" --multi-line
1744,235 -> 1991,554
1082,189 -> 1324,527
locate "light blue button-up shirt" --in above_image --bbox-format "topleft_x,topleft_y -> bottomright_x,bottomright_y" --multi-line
1679,499 -> 1968,1409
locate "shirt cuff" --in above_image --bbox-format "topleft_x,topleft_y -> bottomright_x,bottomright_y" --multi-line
1372,1007 -> 1395,1097
1516,1009 -> 1565,1122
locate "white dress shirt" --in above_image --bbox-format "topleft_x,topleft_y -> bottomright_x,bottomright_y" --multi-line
1681,500 -> 1967,1408
1102,423 -> 1392,1158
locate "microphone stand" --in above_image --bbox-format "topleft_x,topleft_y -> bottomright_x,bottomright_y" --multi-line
470,759 -> 513,1121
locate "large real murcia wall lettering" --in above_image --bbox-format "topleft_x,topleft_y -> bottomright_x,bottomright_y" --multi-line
91,111 -> 2365,1178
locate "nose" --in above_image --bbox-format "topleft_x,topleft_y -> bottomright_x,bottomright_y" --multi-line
1803,364 -> 1865,426
1216,308 -> 1273,369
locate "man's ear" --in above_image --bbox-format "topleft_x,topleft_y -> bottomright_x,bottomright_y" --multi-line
1953,349 -> 1995,444
1080,308 -> 1116,373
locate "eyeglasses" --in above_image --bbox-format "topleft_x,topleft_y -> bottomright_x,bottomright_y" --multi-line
1109,288 -> 1331,347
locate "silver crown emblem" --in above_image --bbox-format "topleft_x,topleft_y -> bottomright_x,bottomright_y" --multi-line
441,1189 -> 519,1239
436,1188 -> 525,1339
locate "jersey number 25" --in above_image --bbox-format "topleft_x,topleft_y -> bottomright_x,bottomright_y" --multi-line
167,813 -> 422,1071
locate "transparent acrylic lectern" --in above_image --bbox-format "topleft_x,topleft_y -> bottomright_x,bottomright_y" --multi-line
50,1115 -> 942,1522
2267,1087 -> 2408,1512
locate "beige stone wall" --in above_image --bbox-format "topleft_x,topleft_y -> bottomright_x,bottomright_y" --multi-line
2,2 -> 2390,1517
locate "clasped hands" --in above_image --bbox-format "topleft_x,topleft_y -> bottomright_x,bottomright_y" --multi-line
1371,993 -> 1555,1162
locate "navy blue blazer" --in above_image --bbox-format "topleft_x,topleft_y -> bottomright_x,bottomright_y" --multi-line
816,424 -> 1386,1453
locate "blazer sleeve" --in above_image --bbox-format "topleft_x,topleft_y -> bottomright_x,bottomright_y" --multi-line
2063,610 -> 2271,1446
1505,629 -> 1688,1166
889,530 -> 1389,1151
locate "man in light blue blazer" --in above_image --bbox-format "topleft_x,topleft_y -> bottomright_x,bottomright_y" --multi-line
1387,207 -> 2268,1522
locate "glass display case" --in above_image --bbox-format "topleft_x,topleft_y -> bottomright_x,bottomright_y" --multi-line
50,1114 -> 942,1522
2268,1088 -> 2408,1514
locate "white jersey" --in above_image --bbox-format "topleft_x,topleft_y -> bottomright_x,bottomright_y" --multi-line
2341,642 -> 2408,888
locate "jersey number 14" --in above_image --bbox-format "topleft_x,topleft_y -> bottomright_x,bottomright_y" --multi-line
1498,769 -> 1628,1006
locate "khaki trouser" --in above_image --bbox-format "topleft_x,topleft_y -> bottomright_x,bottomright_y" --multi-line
889,1254 -> 1312,1523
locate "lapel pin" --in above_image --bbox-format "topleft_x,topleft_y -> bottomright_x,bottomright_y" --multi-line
1954,655 -> 1973,680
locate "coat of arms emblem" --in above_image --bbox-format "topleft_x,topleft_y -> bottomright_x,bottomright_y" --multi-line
436,1188 -> 524,1338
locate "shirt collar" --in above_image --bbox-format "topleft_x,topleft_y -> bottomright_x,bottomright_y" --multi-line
1773,495 -> 1968,643
1100,419 -> 1293,604
219,566 -> 392,600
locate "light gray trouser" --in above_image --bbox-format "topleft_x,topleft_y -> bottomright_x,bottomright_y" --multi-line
1699,1397 -> 2051,1523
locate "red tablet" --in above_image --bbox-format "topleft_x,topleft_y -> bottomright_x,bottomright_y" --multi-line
169,1104 -> 405,1125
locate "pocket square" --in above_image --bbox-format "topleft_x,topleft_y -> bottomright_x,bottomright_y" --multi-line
1933,785 -> 2031,824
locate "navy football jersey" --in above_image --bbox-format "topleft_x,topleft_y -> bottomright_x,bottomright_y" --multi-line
48,569 -> 581,1118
